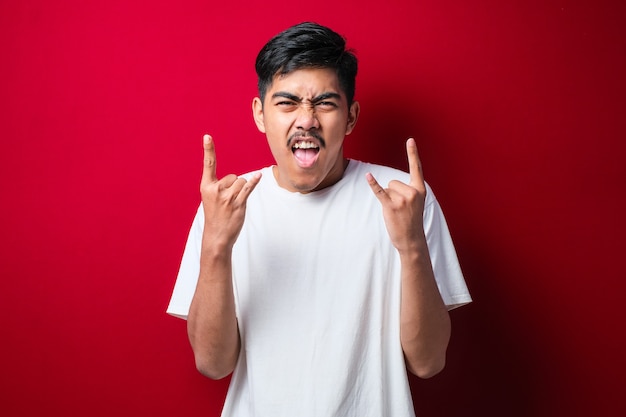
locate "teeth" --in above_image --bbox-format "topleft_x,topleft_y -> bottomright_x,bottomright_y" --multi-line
292,141 -> 319,149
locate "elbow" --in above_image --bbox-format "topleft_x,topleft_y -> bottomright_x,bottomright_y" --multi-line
407,356 -> 446,379
187,318 -> 239,380
189,335 -> 238,380
402,314 -> 451,379
194,356 -> 235,380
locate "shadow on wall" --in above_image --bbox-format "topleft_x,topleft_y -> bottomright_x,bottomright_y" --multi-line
344,84 -> 455,175
353,86 -> 539,416
343,89 -> 419,170
409,242 -> 539,417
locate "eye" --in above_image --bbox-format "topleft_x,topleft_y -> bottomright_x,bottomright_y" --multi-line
315,101 -> 338,109
276,100 -> 297,108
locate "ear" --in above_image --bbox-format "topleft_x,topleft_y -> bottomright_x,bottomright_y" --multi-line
252,97 -> 266,133
345,101 -> 360,135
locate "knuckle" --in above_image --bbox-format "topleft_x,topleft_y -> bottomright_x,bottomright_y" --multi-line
200,181 -> 212,192
219,194 -> 235,206
200,183 -> 217,198
204,156 -> 215,166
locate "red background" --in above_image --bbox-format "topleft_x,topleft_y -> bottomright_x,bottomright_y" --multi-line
1,1 -> 625,416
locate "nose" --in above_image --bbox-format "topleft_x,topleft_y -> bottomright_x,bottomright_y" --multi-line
295,103 -> 320,131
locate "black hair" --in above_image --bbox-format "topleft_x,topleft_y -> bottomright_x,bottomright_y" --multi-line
255,22 -> 358,106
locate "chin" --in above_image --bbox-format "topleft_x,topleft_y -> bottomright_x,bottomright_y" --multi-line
290,181 -> 320,194
287,172 -> 324,193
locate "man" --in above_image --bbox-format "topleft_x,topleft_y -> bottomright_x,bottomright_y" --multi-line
167,22 -> 471,416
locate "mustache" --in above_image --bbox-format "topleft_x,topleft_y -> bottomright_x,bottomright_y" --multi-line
287,131 -> 326,148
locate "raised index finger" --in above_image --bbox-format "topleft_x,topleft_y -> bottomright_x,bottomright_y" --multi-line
406,138 -> 424,189
202,134 -> 217,184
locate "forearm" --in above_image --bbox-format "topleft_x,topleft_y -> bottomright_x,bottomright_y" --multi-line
399,243 -> 451,379
185,135 -> 260,379
365,139 -> 451,377
187,247 -> 240,380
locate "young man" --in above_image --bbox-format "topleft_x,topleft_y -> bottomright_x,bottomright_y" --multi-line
167,22 -> 471,416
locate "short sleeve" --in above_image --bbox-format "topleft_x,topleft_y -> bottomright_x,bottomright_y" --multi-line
423,183 -> 472,310
166,204 -> 204,319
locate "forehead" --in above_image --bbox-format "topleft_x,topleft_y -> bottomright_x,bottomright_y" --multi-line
267,67 -> 345,99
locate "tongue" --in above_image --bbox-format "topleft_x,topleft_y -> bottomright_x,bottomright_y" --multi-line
294,148 -> 318,168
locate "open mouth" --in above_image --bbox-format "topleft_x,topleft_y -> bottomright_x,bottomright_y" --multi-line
292,140 -> 320,168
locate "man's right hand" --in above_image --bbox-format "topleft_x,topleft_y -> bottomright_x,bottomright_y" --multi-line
189,134 -> 261,379
200,134 -> 262,252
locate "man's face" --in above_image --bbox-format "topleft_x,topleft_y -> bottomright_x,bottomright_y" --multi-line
253,68 -> 359,193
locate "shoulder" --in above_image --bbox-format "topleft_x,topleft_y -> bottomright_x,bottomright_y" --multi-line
348,160 -> 409,182
239,166 -> 272,181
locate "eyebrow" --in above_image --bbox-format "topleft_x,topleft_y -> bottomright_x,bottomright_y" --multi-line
271,91 -> 342,103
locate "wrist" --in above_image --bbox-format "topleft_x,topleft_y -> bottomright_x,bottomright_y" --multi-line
395,232 -> 429,258
201,238 -> 233,262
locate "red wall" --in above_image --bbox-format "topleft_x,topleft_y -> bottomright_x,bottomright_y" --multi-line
1,1 -> 624,416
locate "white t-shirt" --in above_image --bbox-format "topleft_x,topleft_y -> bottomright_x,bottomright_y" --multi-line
167,160 -> 471,417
